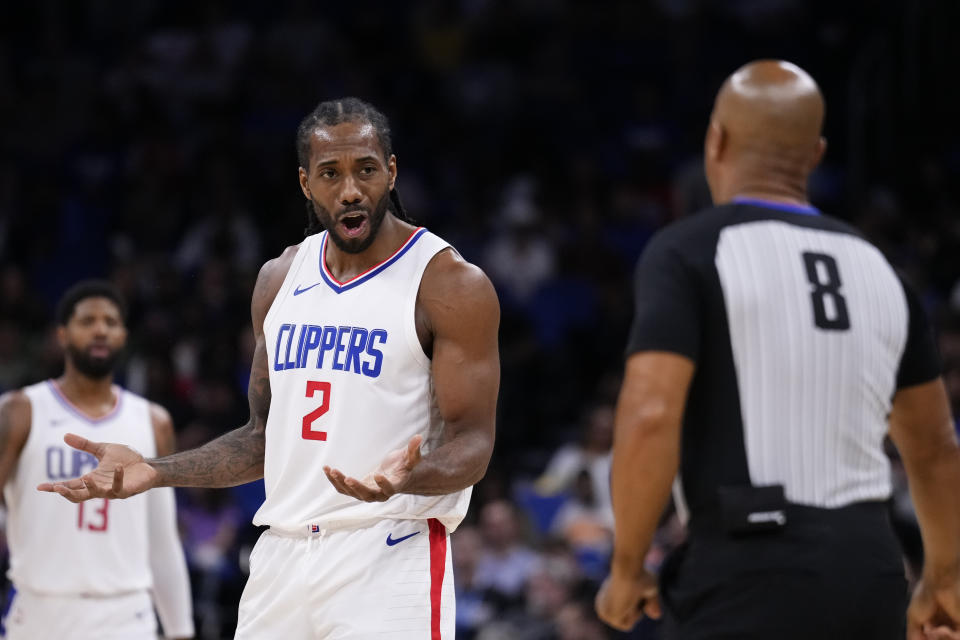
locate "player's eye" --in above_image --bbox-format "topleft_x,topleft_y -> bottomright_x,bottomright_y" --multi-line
360,166 -> 376,175
319,169 -> 336,179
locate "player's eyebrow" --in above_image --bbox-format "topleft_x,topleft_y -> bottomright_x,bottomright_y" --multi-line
315,156 -> 379,168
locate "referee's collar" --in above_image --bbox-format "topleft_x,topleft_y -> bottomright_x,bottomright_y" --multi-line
731,197 -> 820,216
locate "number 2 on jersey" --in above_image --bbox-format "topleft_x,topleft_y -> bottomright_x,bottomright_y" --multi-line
302,380 -> 331,441
802,252 -> 850,331
77,499 -> 109,532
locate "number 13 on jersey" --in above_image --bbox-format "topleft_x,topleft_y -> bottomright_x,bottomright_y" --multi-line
302,381 -> 331,441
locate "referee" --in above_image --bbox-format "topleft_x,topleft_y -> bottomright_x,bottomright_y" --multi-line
595,60 -> 960,639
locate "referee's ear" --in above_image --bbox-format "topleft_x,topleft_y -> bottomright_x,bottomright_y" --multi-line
705,120 -> 726,163
810,136 -> 827,171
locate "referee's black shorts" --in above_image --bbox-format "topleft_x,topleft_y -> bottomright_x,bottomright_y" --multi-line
658,501 -> 907,640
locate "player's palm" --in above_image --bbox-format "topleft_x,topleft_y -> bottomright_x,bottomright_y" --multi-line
36,433 -> 158,502
323,435 -> 423,502
369,437 -> 421,489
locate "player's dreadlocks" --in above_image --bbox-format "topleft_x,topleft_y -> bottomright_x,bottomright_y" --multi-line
296,97 -> 414,237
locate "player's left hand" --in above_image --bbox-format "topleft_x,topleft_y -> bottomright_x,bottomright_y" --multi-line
595,568 -> 661,631
323,435 -> 422,502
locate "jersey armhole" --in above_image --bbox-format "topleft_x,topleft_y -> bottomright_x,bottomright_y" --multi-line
263,237 -> 312,331
402,238 -> 451,371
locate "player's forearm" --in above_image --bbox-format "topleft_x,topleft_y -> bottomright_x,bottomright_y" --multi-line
403,428 -> 493,495
905,443 -> 960,575
151,422 -> 265,488
609,409 -> 680,579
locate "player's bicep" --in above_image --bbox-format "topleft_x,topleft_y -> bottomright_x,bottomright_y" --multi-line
246,333 -> 272,432
149,403 -> 176,457
427,262 -> 500,437
0,392 -> 31,487
245,251 -> 293,433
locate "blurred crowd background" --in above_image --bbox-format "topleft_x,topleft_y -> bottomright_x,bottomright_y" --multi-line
1,1 -> 959,638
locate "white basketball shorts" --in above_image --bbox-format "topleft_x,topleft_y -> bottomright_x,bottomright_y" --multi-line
236,517 -> 454,639
2,587 -> 157,640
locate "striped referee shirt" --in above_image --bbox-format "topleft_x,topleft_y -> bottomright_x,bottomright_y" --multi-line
626,198 -> 941,522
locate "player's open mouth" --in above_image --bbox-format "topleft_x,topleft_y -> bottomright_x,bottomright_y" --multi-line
340,213 -> 368,238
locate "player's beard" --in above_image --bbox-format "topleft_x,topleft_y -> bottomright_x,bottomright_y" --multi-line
67,343 -> 122,380
310,189 -> 391,254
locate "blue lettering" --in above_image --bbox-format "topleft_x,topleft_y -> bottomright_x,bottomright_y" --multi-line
293,324 -> 309,370
317,326 -> 338,369
46,447 -> 66,480
283,323 -> 297,369
346,328 -> 369,374
363,329 -> 388,378
73,450 -> 97,476
299,325 -> 323,368
274,324 -> 293,371
45,447 -> 97,480
331,326 -> 352,371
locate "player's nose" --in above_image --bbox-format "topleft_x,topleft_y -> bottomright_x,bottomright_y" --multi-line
339,174 -> 363,205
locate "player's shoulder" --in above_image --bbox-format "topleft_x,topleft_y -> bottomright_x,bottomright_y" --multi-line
0,388 -> 32,437
251,241 -> 305,318
421,246 -> 500,320
0,388 -> 32,414
258,242 -> 304,285
425,246 -> 495,295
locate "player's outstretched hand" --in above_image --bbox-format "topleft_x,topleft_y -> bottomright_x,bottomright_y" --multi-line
323,434 -> 423,502
908,574 -> 960,640
595,568 -> 661,632
36,433 -> 158,502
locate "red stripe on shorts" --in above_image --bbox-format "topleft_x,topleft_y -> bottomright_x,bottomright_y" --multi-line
427,518 -> 447,639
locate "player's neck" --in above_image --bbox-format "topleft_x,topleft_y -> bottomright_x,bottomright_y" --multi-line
323,215 -> 418,282
56,368 -> 116,406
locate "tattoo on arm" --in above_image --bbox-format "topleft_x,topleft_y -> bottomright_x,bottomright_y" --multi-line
150,256 -> 280,489
151,340 -> 270,488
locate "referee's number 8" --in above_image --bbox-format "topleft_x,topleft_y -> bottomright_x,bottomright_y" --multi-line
802,252 -> 851,331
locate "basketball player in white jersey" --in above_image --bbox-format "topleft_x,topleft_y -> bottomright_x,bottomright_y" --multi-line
41,98 -> 500,638
0,280 -> 193,639
595,61 -> 960,639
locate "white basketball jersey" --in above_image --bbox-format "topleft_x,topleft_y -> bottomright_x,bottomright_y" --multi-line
4,381 -> 157,595
254,228 -> 471,532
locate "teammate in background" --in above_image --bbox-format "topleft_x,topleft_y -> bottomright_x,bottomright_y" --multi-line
0,280 -> 193,639
42,98 -> 500,638
595,60 -> 960,639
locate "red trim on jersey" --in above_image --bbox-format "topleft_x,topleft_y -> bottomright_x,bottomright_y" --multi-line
428,518 -> 447,639
321,227 -> 424,286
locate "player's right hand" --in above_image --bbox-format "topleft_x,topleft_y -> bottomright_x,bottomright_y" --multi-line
35,433 -> 158,502
907,574 -> 960,640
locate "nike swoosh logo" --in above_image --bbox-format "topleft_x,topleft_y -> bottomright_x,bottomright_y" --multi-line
293,282 -> 323,296
386,531 -> 420,546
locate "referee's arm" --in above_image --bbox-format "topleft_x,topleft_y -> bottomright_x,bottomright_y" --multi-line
596,228 -> 700,631
596,351 -> 693,631
890,379 -> 960,638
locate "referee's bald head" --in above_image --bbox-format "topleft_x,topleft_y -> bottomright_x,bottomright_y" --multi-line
704,60 -> 827,205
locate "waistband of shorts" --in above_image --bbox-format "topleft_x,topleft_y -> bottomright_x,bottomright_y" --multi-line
13,585 -> 149,600
687,499 -> 891,537
267,517 -> 392,537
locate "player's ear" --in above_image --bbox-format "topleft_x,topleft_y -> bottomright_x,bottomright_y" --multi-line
387,154 -> 397,191
298,166 -> 311,200
56,325 -> 67,350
